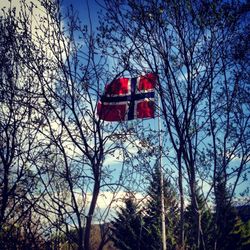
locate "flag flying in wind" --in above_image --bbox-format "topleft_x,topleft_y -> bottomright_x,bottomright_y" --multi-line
97,73 -> 156,121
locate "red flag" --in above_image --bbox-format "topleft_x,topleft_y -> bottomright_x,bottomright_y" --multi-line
97,73 -> 156,121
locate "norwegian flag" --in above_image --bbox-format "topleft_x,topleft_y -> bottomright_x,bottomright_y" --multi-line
97,73 -> 156,121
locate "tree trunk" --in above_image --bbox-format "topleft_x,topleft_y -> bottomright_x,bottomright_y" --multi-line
177,153 -> 185,250
83,179 -> 100,250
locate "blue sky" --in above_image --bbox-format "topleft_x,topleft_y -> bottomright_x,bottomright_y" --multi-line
62,0 -> 103,28
62,0 -> 250,200
1,0 -> 248,206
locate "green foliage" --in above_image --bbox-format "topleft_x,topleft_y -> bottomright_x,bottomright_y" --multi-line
111,165 -> 179,250
142,167 -> 164,250
184,187 -> 250,250
111,197 -> 144,250
215,211 -> 250,250
228,218 -> 250,250
184,189 -> 213,249
143,166 -> 179,250
214,174 -> 250,250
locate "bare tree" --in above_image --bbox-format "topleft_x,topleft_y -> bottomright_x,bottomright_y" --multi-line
98,0 -> 250,249
11,0 -> 147,249
0,6 -> 44,249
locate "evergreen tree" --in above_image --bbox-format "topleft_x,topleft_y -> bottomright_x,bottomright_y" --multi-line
110,166 -> 179,250
214,174 -> 234,250
143,166 -> 179,250
111,196 -> 144,250
214,174 -> 249,250
184,189 -> 213,250
228,217 -> 250,250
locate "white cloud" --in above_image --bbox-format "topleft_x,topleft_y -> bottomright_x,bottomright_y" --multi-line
1,0 -> 45,35
103,138 -> 146,165
35,189 -> 146,227
95,191 -> 144,209
1,0 -> 68,62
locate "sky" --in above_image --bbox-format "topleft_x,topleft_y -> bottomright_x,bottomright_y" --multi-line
63,0 -> 103,28
1,0 -> 249,222
0,0 -> 103,28
0,0 -> 131,221
0,0 -> 159,218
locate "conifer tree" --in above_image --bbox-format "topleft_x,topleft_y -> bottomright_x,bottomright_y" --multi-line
111,166 -> 179,250
214,175 -> 235,249
184,189 -> 213,249
111,196 -> 144,250
214,174 -> 249,250
143,166 -> 179,250
228,217 -> 250,250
